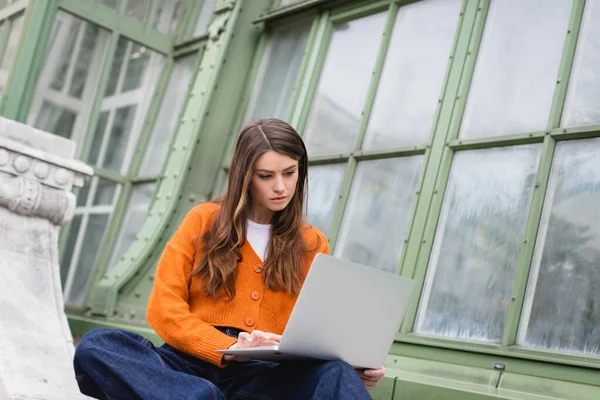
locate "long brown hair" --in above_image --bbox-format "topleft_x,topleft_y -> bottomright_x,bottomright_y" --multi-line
192,118 -> 312,299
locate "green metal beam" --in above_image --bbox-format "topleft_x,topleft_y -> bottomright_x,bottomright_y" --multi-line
447,132 -> 545,151
57,0 -> 173,55
173,35 -> 208,58
0,0 -> 26,21
547,0 -> 585,129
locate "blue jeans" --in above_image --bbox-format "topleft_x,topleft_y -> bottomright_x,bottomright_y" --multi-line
74,328 -> 371,400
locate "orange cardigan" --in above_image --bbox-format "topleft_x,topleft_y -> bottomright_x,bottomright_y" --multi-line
146,202 -> 328,366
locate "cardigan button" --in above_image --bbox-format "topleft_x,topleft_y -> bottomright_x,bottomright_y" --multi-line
245,317 -> 255,327
251,291 -> 260,300
254,264 -> 263,273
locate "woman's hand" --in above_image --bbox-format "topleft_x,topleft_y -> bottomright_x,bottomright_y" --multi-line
223,330 -> 282,362
356,367 -> 385,390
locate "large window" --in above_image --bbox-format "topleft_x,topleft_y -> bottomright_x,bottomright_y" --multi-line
235,0 -> 600,369
18,1 -> 207,308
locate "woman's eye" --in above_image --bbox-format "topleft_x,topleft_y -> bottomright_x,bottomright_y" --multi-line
285,171 -> 296,176
260,175 -> 272,180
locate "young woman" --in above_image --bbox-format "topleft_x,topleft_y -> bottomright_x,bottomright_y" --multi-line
74,118 -> 385,399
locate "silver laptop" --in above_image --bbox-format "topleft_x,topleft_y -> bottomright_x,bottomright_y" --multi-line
217,254 -> 415,369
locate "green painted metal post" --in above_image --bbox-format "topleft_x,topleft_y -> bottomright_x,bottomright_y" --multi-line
1,0 -> 57,121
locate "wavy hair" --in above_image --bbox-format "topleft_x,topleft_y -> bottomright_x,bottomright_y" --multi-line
191,118 -> 313,299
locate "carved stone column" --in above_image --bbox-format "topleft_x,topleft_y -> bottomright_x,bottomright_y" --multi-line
0,117 -> 93,399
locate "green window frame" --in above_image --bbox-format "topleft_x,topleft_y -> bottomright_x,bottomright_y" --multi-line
0,0 -> 214,310
223,0 -> 600,386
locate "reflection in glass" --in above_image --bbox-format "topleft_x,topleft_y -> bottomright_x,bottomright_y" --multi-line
562,0 -> 600,127
193,0 -> 215,36
306,164 -> 346,234
27,12 -> 109,149
0,15 -> 24,97
87,111 -> 109,165
460,0 -> 572,138
76,176 -> 92,207
66,213 -> 110,307
122,43 -> 150,92
244,19 -> 312,121
416,145 -> 541,342
60,215 -> 82,287
303,13 -> 386,155
102,105 -> 137,172
140,54 -> 196,176
49,20 -> 81,92
92,178 -> 119,206
154,0 -> 184,34
364,0 -> 460,149
105,38 -> 128,97
69,24 -> 103,98
335,157 -> 423,272
34,101 -> 77,139
519,138 -> 600,356
126,0 -> 150,22
108,183 -> 156,270
96,37 -> 165,173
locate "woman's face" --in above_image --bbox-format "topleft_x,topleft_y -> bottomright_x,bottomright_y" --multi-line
249,150 -> 299,222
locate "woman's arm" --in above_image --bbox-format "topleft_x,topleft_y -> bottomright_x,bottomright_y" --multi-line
146,205 -> 237,366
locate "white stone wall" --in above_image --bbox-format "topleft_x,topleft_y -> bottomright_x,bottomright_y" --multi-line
0,118 -> 92,400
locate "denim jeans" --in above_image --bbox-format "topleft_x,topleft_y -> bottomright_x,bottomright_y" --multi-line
74,328 -> 371,400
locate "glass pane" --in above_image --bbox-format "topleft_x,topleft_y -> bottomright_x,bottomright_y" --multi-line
27,12 -> 110,147
154,0 -> 184,34
98,0 -> 120,9
140,54 -> 196,176
49,20 -> 81,92
126,0 -> 150,22
33,101 -> 77,139
518,138 -> 600,356
66,213 -> 110,307
244,19 -> 311,121
97,37 -> 165,174
69,23 -> 103,98
122,43 -> 150,92
109,182 -> 156,269
88,111 -> 109,165
76,176 -> 92,207
60,214 -> 82,288
0,15 -> 24,97
364,0 -> 460,150
92,178 -> 120,206
334,157 -> 423,273
306,164 -> 346,234
303,13 -> 386,156
415,145 -> 541,342
105,38 -> 128,97
102,105 -> 137,172
562,0 -> 600,127
460,0 -> 572,139
193,0 -> 215,36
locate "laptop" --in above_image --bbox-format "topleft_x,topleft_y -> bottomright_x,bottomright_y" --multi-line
216,254 -> 416,369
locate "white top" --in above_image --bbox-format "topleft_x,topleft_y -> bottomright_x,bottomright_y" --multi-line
247,220 -> 271,261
